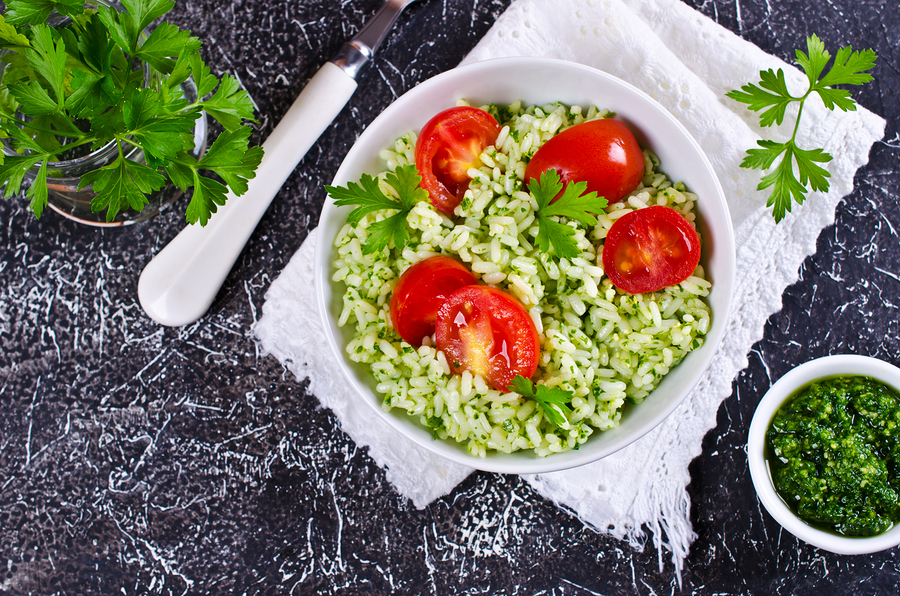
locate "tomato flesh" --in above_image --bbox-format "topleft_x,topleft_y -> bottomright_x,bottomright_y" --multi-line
602,205 -> 701,294
524,119 -> 644,204
415,107 -> 501,214
389,256 -> 478,346
435,285 -> 540,391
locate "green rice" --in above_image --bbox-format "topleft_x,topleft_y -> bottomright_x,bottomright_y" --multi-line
331,100 -> 712,458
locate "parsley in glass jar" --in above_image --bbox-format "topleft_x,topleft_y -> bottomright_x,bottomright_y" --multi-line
766,376 -> 900,537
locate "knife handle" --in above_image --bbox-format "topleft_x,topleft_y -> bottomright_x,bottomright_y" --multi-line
138,62 -> 358,327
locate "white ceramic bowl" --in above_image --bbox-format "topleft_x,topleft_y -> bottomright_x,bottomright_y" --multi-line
316,57 -> 735,474
748,354 -> 900,554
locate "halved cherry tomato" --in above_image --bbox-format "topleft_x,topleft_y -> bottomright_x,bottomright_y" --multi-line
389,256 -> 477,346
524,119 -> 644,204
435,285 -> 540,391
602,205 -> 701,294
415,106 -> 501,214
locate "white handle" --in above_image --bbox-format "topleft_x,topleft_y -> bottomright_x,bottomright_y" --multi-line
138,62 -> 358,326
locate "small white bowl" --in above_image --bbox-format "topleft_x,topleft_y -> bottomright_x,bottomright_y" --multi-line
748,354 -> 900,554
316,57 -> 735,474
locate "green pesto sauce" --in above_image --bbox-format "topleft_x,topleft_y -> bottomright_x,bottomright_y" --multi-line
765,375 -> 900,537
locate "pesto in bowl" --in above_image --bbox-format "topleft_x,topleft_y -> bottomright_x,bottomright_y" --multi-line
766,376 -> 900,537
747,354 -> 900,555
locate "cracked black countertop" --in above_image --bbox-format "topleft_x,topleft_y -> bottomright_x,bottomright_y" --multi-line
1,0 -> 899,594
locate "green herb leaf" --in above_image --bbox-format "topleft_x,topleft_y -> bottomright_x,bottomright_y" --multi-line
25,158 -> 49,217
0,154 -> 45,199
5,0 -> 85,27
328,174 -> 394,225
527,168 -> 607,259
133,22 -> 200,74
165,47 -> 195,90
508,375 -> 573,429
65,71 -> 115,119
96,4 -> 130,54
726,34 -> 876,222
121,0 -> 175,42
750,143 -> 805,220
726,68 -> 795,128
813,43 -> 877,89
200,74 -> 257,132
80,154 -> 166,221
794,145 -> 833,192
77,13 -> 117,75
795,33 -> 831,84
26,24 -> 67,106
0,15 -> 31,50
197,126 -> 264,196
326,164 -> 428,254
187,53 -> 258,131
185,171 -> 228,227
100,0 -> 175,53
364,211 -> 411,257
163,157 -> 193,190
152,126 -> 264,225
8,80 -> 58,115
123,88 -> 196,162
189,50 -> 219,97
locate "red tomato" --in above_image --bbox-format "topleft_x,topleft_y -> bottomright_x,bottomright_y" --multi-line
435,285 -> 540,391
524,119 -> 644,204
415,107 -> 501,214
602,205 -> 701,294
389,256 -> 477,346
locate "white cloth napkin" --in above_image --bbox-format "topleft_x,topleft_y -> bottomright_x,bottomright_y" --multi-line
253,0 -> 885,579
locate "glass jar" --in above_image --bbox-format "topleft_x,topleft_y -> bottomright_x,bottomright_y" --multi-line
1,2 -> 209,227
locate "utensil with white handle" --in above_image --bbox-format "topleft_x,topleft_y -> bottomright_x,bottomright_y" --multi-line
138,0 -> 420,326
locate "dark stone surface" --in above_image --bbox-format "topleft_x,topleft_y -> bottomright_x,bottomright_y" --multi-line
0,0 -> 898,594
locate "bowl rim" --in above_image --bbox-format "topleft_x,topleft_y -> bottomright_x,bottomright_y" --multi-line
747,354 -> 900,554
315,56 -> 736,474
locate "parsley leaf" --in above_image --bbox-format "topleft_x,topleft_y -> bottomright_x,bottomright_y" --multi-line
133,21 -> 200,74
726,34 -> 876,222
25,158 -> 48,217
95,3 -> 131,56
188,50 -> 219,97
80,153 -> 167,220
184,172 -> 228,227
325,164 -> 429,254
527,168 -> 607,259
8,80 -> 58,116
508,375 -> 573,429
0,15 -> 31,50
151,126 -> 263,226
196,126 -> 264,196
123,88 -> 196,163
65,71 -> 118,119
0,154 -> 45,200
75,12 -> 116,75
122,0 -> 174,41
25,24 -> 67,106
200,74 -> 257,132
5,0 -> 85,27
726,68 -> 795,129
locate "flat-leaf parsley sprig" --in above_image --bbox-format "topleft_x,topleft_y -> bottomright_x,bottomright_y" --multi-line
527,168 -> 608,259
0,0 -> 263,225
726,34 -> 876,222
508,375 -> 573,429
325,164 -> 428,255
